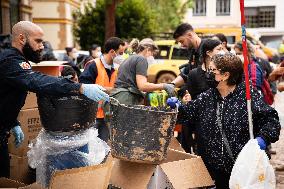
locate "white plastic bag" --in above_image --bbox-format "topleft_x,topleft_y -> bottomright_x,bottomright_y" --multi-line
229,139 -> 275,189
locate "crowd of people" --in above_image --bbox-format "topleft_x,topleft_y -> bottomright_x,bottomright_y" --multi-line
1,20 -> 284,189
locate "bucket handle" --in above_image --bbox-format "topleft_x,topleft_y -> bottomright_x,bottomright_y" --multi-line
109,97 -> 120,105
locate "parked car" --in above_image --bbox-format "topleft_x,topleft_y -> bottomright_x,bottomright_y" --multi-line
53,50 -> 89,61
147,40 -> 189,83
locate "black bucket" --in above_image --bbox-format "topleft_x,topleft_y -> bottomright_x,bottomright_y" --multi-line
37,94 -> 98,132
109,99 -> 177,164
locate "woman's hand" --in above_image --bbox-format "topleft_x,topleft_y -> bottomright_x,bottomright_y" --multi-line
182,90 -> 191,103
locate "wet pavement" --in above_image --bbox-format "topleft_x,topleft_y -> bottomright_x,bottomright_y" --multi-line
270,92 -> 284,188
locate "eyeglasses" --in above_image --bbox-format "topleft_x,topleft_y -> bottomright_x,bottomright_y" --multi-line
207,68 -> 221,72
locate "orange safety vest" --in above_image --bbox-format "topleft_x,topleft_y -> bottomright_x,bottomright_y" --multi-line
94,58 -> 117,118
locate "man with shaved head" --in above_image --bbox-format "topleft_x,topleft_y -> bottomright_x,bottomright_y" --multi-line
0,21 -> 109,177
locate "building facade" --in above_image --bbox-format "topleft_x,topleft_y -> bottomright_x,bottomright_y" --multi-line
1,0 -> 94,50
244,0 -> 284,43
0,0 -> 32,35
184,0 -> 284,43
32,0 -> 82,50
184,0 -> 241,28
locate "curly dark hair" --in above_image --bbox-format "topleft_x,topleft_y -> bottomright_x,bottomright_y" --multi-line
212,53 -> 243,86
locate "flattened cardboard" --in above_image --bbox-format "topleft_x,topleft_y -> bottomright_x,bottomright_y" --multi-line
9,154 -> 34,184
0,178 -> 25,188
8,109 -> 42,156
0,178 -> 42,189
19,183 -> 43,189
49,155 -> 113,189
110,149 -> 214,189
22,93 -> 37,110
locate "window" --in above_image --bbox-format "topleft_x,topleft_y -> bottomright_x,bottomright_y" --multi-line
216,0 -> 230,16
172,47 -> 190,60
0,0 -> 2,33
10,0 -> 20,29
193,0 -> 206,16
245,6 -> 275,28
155,45 -> 170,59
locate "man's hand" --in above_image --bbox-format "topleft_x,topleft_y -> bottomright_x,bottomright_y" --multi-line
81,84 -> 109,102
182,90 -> 191,103
11,125 -> 24,148
277,82 -> 284,92
163,83 -> 176,97
268,67 -> 284,81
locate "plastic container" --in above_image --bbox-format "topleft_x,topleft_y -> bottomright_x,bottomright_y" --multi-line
37,94 -> 97,132
109,98 -> 177,164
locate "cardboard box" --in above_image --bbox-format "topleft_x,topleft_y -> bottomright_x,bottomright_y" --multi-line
168,137 -> 185,152
49,154 -> 113,189
9,109 -> 42,157
31,61 -> 66,76
22,93 -> 37,110
9,154 -> 35,185
8,154 -> 113,189
110,149 -> 214,189
0,178 -> 42,189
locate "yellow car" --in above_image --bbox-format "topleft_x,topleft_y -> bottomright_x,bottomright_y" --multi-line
148,28 -> 278,84
147,40 -> 188,83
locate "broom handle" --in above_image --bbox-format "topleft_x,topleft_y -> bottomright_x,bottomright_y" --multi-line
240,0 -> 254,139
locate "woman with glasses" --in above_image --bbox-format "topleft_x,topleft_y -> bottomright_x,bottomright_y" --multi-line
170,53 -> 280,189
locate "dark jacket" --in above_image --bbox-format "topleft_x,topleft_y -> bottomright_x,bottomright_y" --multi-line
177,82 -> 280,174
180,39 -> 205,81
0,48 -> 81,134
186,66 -> 210,100
79,61 -> 115,84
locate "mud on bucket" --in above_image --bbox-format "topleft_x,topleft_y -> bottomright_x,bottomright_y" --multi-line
37,94 -> 98,132
108,98 -> 178,164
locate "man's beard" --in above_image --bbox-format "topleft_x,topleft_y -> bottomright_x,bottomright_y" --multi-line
22,42 -> 42,63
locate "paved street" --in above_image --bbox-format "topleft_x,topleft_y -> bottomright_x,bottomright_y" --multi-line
270,91 -> 284,188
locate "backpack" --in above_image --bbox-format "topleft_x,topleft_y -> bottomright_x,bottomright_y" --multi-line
250,60 -> 274,105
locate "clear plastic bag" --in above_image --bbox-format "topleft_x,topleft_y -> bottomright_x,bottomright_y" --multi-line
27,127 -> 110,187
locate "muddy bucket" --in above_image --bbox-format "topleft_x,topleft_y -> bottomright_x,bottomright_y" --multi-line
37,94 -> 98,132
108,98 -> 177,164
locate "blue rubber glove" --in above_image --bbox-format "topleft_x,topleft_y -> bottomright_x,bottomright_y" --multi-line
82,84 -> 109,102
11,125 -> 24,148
256,137 -> 266,150
166,97 -> 181,109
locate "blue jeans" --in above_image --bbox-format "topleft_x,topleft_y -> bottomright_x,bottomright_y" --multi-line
44,144 -> 89,186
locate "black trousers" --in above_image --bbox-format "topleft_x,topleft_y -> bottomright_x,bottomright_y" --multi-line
211,170 -> 231,189
95,118 -> 109,142
0,136 -> 10,178
180,124 -> 197,154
